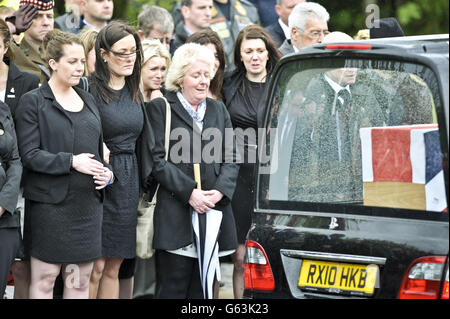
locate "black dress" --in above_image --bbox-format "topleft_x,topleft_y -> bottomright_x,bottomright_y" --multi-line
95,86 -> 144,259
227,77 -> 267,244
27,105 -> 103,264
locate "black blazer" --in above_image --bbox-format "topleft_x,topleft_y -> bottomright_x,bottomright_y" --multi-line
4,58 -> 40,119
146,91 -> 239,251
15,81 -> 108,204
266,20 -> 286,48
0,102 -> 22,229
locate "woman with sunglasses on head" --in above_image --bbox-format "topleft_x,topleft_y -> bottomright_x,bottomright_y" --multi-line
222,24 -> 281,299
87,21 -> 153,299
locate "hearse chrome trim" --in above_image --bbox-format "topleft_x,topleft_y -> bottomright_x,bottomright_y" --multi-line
280,250 -> 387,265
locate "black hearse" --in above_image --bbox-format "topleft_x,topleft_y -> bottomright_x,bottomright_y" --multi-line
243,35 -> 449,299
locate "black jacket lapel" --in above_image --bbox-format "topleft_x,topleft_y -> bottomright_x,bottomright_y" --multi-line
165,91 -> 194,130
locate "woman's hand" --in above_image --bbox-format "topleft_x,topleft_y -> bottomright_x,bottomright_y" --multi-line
103,143 -> 110,164
150,90 -> 164,100
72,153 -> 105,176
93,167 -> 114,190
0,206 -> 5,218
203,189 -> 224,205
189,189 -> 215,214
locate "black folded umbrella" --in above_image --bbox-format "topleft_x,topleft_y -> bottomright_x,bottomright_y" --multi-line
192,163 -> 222,299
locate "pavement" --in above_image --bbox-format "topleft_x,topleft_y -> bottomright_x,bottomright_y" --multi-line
218,262 -> 234,299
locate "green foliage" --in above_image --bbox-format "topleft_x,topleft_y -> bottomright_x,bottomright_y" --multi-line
113,0 -> 179,27
320,0 -> 449,36
57,0 -> 448,36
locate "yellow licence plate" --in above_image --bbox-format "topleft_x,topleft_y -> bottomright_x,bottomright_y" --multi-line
298,260 -> 378,296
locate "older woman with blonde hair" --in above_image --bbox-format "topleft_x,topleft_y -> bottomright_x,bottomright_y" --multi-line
146,43 -> 239,298
140,39 -> 171,102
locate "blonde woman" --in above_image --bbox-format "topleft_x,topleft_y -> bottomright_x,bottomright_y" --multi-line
140,39 -> 170,102
147,43 -> 239,298
78,28 -> 98,76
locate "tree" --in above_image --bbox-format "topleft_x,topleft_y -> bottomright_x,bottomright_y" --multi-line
54,0 -> 448,36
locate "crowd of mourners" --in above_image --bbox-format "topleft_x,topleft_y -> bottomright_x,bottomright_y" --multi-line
0,0 -> 406,299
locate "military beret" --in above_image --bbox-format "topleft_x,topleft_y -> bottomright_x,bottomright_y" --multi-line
19,0 -> 54,10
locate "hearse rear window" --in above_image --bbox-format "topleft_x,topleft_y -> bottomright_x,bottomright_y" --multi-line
259,58 -> 447,213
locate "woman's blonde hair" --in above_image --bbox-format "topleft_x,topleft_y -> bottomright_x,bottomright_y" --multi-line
78,28 -> 98,76
354,29 -> 370,40
141,39 -> 171,69
165,42 -> 215,92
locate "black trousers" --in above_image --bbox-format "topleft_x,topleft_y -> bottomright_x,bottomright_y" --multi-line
155,250 -> 203,299
0,227 -> 20,297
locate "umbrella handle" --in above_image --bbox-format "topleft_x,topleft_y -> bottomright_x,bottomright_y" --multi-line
194,163 -> 202,190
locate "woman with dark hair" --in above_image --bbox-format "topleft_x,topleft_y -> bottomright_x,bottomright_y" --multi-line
88,21 -> 153,299
186,29 -> 225,101
0,17 -> 39,300
0,19 -> 39,118
15,29 -> 113,299
0,98 -> 21,299
222,24 -> 281,299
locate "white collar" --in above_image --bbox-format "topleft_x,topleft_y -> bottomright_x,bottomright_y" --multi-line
324,74 -> 351,94
278,19 -> 291,39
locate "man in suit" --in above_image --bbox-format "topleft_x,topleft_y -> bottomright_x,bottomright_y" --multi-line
137,5 -> 174,52
172,0 -> 213,54
266,0 -> 305,48
279,1 -> 329,56
288,32 -> 388,203
77,0 -> 113,32
248,0 -> 276,27
172,0 -> 260,72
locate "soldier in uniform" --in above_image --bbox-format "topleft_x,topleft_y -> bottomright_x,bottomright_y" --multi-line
7,0 -> 54,83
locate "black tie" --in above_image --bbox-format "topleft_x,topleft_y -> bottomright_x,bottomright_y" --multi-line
337,89 -> 352,110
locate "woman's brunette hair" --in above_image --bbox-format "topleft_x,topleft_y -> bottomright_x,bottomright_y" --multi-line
186,29 -> 225,100
43,29 -> 83,75
233,24 -> 281,75
91,20 -> 143,104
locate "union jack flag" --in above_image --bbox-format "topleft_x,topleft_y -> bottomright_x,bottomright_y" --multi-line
360,124 -> 447,212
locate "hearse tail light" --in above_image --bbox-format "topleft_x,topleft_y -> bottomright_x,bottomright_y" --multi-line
398,256 -> 449,299
325,44 -> 373,50
7,270 -> 14,286
244,240 -> 275,291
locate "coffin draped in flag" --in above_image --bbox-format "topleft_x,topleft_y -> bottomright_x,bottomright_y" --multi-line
360,124 -> 447,212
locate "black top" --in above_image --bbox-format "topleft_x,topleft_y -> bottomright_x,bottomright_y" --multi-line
0,102 -> 22,228
15,81 -> 107,204
4,58 -> 40,119
147,92 -> 239,251
93,85 -> 144,258
26,105 -> 103,264
228,77 -> 266,131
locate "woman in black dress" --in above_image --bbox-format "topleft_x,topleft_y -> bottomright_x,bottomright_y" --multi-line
88,21 -> 153,299
15,30 -> 113,299
222,24 -> 280,299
